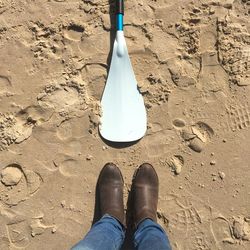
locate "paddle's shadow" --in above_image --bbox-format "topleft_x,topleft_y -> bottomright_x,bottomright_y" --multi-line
99,132 -> 141,148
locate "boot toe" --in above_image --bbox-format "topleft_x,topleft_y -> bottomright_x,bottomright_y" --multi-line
98,163 -> 125,226
99,162 -> 123,184
132,163 -> 159,227
134,163 -> 158,186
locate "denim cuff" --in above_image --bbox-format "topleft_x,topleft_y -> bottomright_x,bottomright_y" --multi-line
101,214 -> 126,231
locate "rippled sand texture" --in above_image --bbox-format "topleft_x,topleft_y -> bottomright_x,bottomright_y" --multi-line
0,0 -> 249,249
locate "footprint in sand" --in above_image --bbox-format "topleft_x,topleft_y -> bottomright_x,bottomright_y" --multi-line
64,24 -> 84,42
17,105 -> 54,126
172,118 -> 186,129
0,113 -> 32,151
0,207 -> 28,248
0,105 -> 52,151
0,237 -> 10,249
198,52 -> 228,92
158,193 -> 234,249
172,117 -> 214,152
212,216 -> 250,246
6,220 -> 30,248
57,120 -> 73,140
211,216 -> 235,245
54,154 -> 81,177
168,57 -> 199,89
37,82 -> 89,116
167,155 -> 184,175
192,122 -> 214,141
0,163 -> 42,205
59,159 -> 80,177
56,116 -> 89,141
80,63 -> 106,101
188,122 -> 214,152
232,216 -> 250,242
1,207 -> 56,248
30,217 -> 55,237
133,56 -> 171,108
38,85 -> 80,110
190,101 -> 250,135
29,21 -> 65,60
173,119 -> 214,153
226,103 -> 250,132
142,129 -> 179,158
0,75 -> 13,96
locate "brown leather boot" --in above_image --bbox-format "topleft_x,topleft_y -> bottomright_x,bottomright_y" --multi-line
98,163 -> 125,226
132,163 -> 159,227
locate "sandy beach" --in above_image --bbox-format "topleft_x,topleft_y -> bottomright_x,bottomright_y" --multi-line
0,0 -> 250,249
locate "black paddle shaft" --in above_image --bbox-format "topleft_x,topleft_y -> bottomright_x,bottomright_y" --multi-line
116,0 -> 124,15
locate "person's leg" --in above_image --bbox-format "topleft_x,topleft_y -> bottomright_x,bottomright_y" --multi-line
71,214 -> 125,250
71,163 -> 125,250
134,219 -> 171,250
131,163 -> 172,250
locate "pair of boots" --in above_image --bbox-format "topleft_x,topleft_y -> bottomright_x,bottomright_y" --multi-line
97,162 -> 158,228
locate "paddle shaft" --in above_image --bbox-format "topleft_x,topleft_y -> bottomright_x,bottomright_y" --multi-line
116,0 -> 124,31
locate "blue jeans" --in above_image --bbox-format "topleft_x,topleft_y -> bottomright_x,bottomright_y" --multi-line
71,215 -> 172,250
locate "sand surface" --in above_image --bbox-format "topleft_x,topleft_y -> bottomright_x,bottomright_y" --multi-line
0,0 -> 250,249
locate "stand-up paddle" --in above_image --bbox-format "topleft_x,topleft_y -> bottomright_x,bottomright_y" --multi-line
99,0 -> 147,142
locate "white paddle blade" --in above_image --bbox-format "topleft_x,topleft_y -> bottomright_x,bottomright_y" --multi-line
100,31 -> 147,142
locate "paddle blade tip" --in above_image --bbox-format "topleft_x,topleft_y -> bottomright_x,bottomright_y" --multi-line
99,124 -> 147,143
